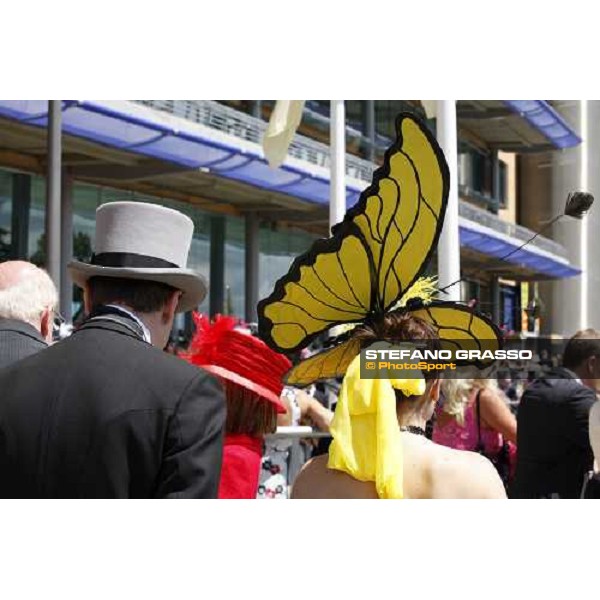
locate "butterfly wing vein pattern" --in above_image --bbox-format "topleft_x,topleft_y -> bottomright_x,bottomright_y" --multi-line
258,114 -> 450,354
408,303 -> 502,365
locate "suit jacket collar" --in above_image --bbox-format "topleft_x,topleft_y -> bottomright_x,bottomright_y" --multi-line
549,366 -> 580,381
75,308 -> 150,345
104,304 -> 152,343
0,317 -> 47,346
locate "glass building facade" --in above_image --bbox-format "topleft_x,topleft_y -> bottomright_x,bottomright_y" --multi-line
0,166 -> 320,328
0,100 -> 529,338
0,171 -> 12,261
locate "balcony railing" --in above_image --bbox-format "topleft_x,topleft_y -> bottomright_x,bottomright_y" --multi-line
134,100 -> 568,260
134,99 -> 375,182
459,200 -> 567,258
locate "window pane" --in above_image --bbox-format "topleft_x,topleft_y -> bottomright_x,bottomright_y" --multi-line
29,175 -> 46,265
498,160 -> 508,206
258,225 -> 319,302
0,170 -> 12,260
73,182 -> 100,259
225,215 -> 245,317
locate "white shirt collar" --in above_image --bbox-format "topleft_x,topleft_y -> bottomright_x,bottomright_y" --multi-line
105,304 -> 152,344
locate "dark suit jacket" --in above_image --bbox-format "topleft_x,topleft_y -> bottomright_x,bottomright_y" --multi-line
511,367 -> 596,499
0,317 -> 48,370
0,314 -> 226,498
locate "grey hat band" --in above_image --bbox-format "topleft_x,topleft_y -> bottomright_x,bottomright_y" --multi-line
91,252 -> 179,269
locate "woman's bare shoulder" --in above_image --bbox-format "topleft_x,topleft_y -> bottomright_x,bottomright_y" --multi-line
290,454 -> 378,499
291,443 -> 506,499
290,455 -> 329,499
428,444 -> 507,499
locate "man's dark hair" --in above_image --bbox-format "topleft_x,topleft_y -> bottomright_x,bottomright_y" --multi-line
87,276 -> 177,313
563,329 -> 600,370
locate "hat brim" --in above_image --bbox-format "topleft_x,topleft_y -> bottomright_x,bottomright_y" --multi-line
68,260 -> 207,313
199,364 -> 287,414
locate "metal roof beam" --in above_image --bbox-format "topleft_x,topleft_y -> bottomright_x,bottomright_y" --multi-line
457,107 -> 514,120
71,162 -> 191,180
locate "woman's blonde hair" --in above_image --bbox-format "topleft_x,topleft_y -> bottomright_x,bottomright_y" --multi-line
440,378 -> 498,425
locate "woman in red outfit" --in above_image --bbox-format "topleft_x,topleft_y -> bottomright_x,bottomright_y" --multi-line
184,313 -> 291,499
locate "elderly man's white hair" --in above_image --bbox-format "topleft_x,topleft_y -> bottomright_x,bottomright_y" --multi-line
0,261 -> 58,327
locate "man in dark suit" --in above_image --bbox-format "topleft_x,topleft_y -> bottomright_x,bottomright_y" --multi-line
0,261 -> 57,369
511,330 -> 600,499
0,202 -> 225,498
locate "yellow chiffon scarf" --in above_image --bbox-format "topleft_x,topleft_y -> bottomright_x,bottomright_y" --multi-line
327,354 -> 426,499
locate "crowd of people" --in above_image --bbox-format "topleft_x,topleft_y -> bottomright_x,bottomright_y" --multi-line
1,112 -> 599,500
0,200 -> 597,499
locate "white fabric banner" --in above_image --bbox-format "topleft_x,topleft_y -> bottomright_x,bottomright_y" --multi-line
262,100 -> 305,168
421,100 -> 437,119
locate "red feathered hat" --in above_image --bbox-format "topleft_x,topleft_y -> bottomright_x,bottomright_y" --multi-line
184,313 -> 290,413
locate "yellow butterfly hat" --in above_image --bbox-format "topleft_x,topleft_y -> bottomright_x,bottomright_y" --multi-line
257,113 -> 502,498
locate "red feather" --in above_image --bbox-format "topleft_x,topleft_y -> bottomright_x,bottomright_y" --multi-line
185,313 -> 238,366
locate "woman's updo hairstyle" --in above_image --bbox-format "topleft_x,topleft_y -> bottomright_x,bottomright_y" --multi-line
352,311 -> 441,400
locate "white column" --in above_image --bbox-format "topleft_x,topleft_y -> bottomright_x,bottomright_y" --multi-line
579,100 -> 589,329
329,100 -> 346,231
46,100 -> 62,292
550,101 -> 587,335
436,100 -> 461,301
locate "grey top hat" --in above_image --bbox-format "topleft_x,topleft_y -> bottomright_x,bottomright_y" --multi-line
68,201 -> 207,312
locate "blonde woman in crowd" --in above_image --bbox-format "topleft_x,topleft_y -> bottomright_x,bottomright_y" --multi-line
432,378 -> 517,486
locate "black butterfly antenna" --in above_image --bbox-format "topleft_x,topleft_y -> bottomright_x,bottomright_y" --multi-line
438,191 -> 594,297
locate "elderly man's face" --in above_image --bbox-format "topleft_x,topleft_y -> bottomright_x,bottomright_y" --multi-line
43,308 -> 56,344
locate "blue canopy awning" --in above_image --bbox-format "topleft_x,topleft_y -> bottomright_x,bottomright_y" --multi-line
503,100 -> 581,149
0,100 -> 364,209
459,223 -> 580,278
0,100 -> 581,280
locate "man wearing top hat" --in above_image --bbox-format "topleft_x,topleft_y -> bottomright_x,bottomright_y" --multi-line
0,202 -> 226,498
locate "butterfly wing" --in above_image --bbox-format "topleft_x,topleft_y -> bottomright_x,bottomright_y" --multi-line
349,114 -> 449,312
258,226 -> 373,353
258,113 -> 449,354
407,301 -> 503,368
284,338 -> 362,387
